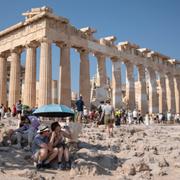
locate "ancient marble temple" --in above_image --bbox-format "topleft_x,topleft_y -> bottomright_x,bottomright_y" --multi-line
0,7 -> 179,114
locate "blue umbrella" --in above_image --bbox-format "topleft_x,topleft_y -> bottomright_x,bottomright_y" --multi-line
33,104 -> 74,117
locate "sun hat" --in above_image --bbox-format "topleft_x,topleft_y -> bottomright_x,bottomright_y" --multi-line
37,125 -> 50,133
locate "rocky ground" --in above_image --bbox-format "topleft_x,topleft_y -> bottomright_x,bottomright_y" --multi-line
0,118 -> 180,180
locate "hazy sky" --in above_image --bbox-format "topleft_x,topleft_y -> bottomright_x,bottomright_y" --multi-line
0,0 -> 179,93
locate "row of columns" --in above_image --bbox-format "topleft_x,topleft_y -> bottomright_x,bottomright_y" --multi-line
0,39 -> 179,114
0,39 -> 91,109
97,56 -> 179,115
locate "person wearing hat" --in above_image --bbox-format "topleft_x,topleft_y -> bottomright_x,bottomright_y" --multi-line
31,125 -> 58,169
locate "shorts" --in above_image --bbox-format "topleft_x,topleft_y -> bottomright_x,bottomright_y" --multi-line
17,110 -> 22,114
104,114 -> 114,125
76,111 -> 83,121
56,142 -> 68,149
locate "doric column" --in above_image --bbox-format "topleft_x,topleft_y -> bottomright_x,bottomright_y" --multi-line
112,58 -> 122,108
23,43 -> 37,107
159,74 -> 167,113
96,53 -> 106,87
38,38 -> 52,107
166,74 -> 176,113
9,48 -> 22,108
174,75 -> 180,113
137,65 -> 148,115
79,49 -> 90,108
0,53 -> 8,105
52,80 -> 58,104
57,43 -> 71,107
125,62 -> 135,110
148,68 -> 158,113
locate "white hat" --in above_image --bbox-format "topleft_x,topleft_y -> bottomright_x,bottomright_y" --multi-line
37,125 -> 50,133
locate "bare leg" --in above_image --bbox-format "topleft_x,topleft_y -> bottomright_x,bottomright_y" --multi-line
27,130 -> 35,147
38,148 -> 48,162
7,129 -> 14,141
45,148 -> 58,164
16,132 -> 22,145
58,147 -> 64,162
108,123 -> 113,137
107,124 -> 110,137
64,147 -> 70,162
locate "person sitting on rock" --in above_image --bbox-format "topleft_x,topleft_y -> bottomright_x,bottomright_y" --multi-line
31,125 -> 58,170
50,121 -> 72,170
23,115 -> 40,151
7,116 -> 39,150
10,116 -> 31,149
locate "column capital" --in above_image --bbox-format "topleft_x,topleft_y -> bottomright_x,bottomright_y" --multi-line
25,41 -> 39,49
136,64 -> 146,72
124,61 -> 133,67
10,46 -> 23,55
166,72 -> 173,77
174,74 -> 180,78
146,67 -> 154,73
94,52 -> 106,59
56,41 -> 70,48
0,51 -> 10,58
124,60 -> 130,65
39,37 -> 52,44
111,57 -> 119,62
159,72 -> 166,78
76,48 -> 89,55
136,64 -> 145,68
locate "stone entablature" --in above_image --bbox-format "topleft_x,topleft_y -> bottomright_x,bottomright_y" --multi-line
0,7 -> 179,76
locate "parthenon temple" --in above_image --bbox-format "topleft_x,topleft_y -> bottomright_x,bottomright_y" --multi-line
0,7 -> 179,115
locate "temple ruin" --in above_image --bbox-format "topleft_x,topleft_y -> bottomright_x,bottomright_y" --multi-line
0,6 -> 179,115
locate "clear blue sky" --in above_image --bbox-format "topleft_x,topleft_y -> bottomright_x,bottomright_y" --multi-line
0,0 -> 179,93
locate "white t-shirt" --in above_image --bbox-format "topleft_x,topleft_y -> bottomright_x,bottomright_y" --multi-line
103,104 -> 113,115
133,110 -> 137,118
83,109 -> 88,116
167,113 -> 171,121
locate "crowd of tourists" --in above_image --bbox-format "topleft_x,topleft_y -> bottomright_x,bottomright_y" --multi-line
0,100 -> 35,120
79,100 -> 180,128
1,96 -> 180,171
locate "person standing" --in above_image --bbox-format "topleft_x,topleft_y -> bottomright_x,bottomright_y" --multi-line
133,109 -> 138,124
138,110 -> 144,124
167,111 -> 172,122
16,100 -> 22,119
98,101 -> 105,125
12,104 -> 17,117
102,99 -> 115,137
175,113 -> 180,123
0,105 -> 2,120
145,112 -> 150,126
75,95 -> 84,123
115,108 -> 121,126
127,110 -> 133,124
